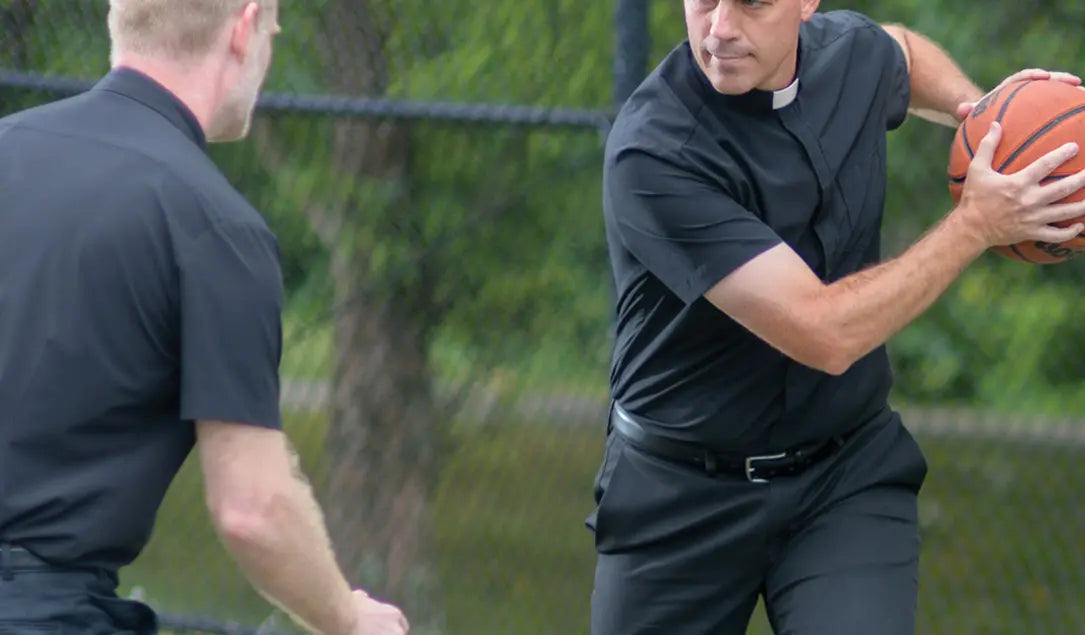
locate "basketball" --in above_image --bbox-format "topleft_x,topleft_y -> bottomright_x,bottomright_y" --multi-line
948,79 -> 1085,263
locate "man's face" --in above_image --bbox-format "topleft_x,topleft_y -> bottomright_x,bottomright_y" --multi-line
684,0 -> 818,95
207,2 -> 280,143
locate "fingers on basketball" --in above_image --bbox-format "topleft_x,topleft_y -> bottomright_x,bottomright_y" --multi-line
948,79 -> 1085,263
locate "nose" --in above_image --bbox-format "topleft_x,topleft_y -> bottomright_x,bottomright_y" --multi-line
709,2 -> 741,41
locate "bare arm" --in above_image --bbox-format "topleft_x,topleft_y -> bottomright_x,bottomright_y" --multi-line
708,214 -> 981,375
880,24 -> 984,127
880,25 -> 1083,128
197,421 -> 357,635
706,124 -> 1085,375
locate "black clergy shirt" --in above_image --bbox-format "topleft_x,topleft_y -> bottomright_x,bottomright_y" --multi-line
603,10 -> 911,451
0,68 -> 284,572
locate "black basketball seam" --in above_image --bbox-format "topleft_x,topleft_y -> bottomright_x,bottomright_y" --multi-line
997,105 -> 1085,172
959,82 -> 1027,165
1009,243 -> 1038,263
995,81 -> 1032,123
962,118 -> 974,159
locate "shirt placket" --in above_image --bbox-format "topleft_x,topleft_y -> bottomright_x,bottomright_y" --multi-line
772,102 -> 838,446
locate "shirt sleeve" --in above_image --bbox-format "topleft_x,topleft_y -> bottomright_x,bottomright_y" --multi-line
881,26 -> 911,130
176,217 -> 284,429
606,148 -> 783,305
834,10 -> 911,130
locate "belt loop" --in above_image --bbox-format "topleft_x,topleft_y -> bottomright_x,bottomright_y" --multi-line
703,451 -> 718,476
1,543 -> 13,581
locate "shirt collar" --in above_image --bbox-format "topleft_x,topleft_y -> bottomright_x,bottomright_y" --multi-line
772,77 -> 800,109
92,67 -> 208,150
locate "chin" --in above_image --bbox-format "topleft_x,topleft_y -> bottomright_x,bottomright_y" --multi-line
708,72 -> 757,96
207,127 -> 242,144
207,109 -> 255,144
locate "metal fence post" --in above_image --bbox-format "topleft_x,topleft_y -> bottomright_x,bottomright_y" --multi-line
613,0 -> 650,110
608,0 -> 649,336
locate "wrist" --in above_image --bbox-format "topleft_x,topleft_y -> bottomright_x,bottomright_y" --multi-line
943,204 -> 991,254
329,587 -> 359,635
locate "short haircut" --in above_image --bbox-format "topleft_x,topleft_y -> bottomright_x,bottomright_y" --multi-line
108,0 -> 275,62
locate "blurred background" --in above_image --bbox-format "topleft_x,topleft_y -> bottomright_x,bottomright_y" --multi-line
1,0 -> 1083,633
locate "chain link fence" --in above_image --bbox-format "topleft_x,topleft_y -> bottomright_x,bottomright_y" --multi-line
1,1 -> 1083,634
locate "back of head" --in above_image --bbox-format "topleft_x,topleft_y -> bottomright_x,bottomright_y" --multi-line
107,0 -> 280,143
107,0 -> 275,65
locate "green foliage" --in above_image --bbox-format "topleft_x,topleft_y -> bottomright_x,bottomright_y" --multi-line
4,0 -> 1081,417
262,1 -> 618,380
261,0 -> 1085,411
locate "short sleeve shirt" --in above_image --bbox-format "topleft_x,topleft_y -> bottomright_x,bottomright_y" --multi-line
603,10 -> 910,451
0,69 -> 283,571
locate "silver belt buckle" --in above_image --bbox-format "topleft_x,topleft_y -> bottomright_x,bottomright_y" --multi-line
745,452 -> 788,483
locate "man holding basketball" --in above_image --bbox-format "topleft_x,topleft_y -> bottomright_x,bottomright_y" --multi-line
590,1 -> 1085,633
0,1 -> 407,634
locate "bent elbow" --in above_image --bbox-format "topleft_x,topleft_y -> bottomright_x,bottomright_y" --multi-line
209,492 -> 282,548
817,353 -> 854,376
801,330 -> 856,376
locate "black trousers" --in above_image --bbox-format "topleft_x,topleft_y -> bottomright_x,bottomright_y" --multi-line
0,545 -> 157,635
587,412 -> 928,635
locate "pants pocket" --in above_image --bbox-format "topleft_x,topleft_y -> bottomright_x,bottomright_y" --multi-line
87,594 -> 158,635
585,433 -> 632,540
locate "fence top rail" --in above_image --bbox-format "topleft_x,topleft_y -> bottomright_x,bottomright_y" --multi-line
0,69 -> 614,133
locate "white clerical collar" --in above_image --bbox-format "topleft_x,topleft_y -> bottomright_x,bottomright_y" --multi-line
773,78 -> 800,109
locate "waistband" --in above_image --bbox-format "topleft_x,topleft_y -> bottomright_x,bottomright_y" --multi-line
609,403 -> 847,482
0,543 -> 116,583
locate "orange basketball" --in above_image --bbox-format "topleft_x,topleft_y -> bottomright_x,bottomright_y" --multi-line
948,79 -> 1085,264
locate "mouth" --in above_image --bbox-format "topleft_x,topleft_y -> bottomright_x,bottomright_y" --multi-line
705,49 -> 750,61
707,54 -> 750,68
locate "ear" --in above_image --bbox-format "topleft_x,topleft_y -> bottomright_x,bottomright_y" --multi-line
800,0 -> 821,21
228,2 -> 262,61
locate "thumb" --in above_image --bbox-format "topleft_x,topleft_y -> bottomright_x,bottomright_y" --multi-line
971,121 -> 1002,170
956,102 -> 974,121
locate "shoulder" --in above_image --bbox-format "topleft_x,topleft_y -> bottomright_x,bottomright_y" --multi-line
800,9 -> 905,96
160,167 -> 277,260
801,10 -> 897,57
608,44 -> 703,158
2,94 -> 277,276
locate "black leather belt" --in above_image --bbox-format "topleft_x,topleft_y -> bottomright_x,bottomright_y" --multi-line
609,404 -> 845,483
0,543 -> 54,580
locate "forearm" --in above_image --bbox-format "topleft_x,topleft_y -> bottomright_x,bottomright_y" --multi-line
217,473 -> 356,635
887,25 -> 985,127
817,211 -> 987,366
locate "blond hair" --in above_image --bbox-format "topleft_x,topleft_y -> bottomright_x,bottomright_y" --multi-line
108,0 -> 275,63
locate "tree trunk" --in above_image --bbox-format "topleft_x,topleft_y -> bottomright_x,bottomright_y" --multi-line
0,0 -> 35,68
321,249 -> 442,625
312,1 -> 444,630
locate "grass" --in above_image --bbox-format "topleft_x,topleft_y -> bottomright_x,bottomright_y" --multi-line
121,413 -> 1085,634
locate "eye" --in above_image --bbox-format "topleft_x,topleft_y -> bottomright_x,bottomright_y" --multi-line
741,0 -> 769,7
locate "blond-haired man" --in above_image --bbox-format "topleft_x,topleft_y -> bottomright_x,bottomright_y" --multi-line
0,2 -> 408,634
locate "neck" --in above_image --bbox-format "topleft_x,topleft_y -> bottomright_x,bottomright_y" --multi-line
111,54 -> 218,134
756,48 -> 799,92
